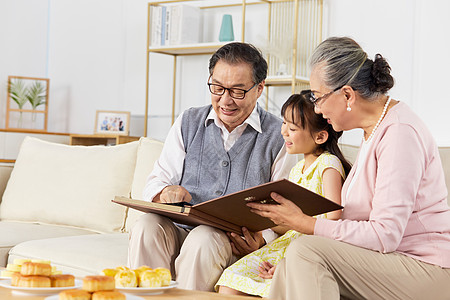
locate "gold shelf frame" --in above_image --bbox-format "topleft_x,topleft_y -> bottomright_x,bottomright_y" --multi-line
144,0 -> 323,136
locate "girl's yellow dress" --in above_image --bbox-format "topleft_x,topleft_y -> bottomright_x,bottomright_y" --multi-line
215,152 -> 345,297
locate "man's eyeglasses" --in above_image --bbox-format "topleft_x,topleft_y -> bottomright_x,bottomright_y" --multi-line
309,86 -> 343,108
208,82 -> 257,100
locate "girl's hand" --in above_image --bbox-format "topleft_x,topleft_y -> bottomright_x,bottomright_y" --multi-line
258,261 -> 276,279
247,192 -> 316,235
227,228 -> 265,257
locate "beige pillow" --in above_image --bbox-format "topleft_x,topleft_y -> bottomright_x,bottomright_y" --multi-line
0,137 -> 138,233
126,137 -> 163,231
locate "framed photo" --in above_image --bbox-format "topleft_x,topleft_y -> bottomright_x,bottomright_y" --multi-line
94,110 -> 130,136
6,76 -> 50,132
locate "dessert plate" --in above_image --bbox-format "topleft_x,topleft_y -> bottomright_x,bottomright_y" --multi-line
116,280 -> 178,295
46,293 -> 143,300
0,278 -> 82,295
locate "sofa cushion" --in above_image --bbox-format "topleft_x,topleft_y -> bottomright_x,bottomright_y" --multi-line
0,137 -> 138,233
126,137 -> 164,232
0,165 -> 13,205
0,221 -> 97,267
8,233 -> 128,277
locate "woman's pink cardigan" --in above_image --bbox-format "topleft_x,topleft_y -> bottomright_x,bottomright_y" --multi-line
315,102 -> 450,268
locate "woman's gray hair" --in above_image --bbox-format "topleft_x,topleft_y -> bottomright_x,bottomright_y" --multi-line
309,37 -> 394,99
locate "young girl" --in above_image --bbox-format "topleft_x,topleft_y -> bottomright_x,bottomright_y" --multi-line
215,90 -> 352,297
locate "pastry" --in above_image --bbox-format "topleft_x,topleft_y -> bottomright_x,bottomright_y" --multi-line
59,289 -> 91,300
13,258 -> 31,265
154,267 -> 171,286
1,270 -> 16,278
139,270 -> 161,288
133,265 -> 152,285
17,275 -> 51,287
31,259 -> 52,264
101,268 -> 118,278
20,262 -> 52,276
114,269 -> 137,287
92,290 -> 126,300
82,275 -> 115,292
10,272 -> 22,286
6,263 -> 21,272
50,274 -> 75,287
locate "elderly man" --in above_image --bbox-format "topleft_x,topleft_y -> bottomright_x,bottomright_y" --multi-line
128,42 -> 296,291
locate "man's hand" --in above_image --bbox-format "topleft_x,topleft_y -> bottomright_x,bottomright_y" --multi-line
227,227 -> 265,257
154,185 -> 192,203
258,261 -> 276,279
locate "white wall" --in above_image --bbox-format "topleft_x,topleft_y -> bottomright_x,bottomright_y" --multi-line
0,0 -> 449,145
323,0 -> 450,146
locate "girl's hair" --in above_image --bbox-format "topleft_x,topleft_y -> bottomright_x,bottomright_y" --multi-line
281,90 -> 352,176
309,37 -> 394,100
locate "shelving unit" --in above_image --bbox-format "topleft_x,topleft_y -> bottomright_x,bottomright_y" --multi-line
69,134 -> 140,146
144,0 -> 323,136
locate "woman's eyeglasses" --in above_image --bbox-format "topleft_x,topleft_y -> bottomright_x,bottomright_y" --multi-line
309,86 -> 343,108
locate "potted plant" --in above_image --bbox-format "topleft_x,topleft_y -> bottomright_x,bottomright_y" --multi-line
8,79 -> 28,127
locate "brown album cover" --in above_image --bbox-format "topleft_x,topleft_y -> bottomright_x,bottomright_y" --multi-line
113,179 -> 343,235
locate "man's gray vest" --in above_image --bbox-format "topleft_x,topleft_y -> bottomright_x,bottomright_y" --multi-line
180,104 -> 284,205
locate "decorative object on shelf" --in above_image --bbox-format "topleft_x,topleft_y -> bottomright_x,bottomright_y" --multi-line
6,76 -> 49,132
219,14 -> 234,42
257,36 -> 293,76
94,110 -> 130,136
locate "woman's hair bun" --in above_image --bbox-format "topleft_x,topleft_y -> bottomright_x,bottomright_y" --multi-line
371,54 -> 394,94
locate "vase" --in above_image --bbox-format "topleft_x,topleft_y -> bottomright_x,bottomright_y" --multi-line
219,14 -> 234,42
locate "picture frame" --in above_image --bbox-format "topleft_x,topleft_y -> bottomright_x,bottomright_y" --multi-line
6,75 -> 50,132
94,110 -> 130,136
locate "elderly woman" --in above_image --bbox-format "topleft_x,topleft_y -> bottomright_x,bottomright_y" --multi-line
248,37 -> 450,299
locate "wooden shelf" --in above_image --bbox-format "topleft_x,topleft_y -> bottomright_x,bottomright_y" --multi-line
0,128 -> 69,135
265,75 -> 310,86
149,42 -> 228,55
69,134 -> 140,146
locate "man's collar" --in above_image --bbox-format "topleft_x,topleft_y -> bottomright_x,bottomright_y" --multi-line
205,104 -> 262,133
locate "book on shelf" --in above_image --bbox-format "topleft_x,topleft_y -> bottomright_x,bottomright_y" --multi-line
150,6 -> 162,47
113,179 -> 343,235
150,4 -> 201,47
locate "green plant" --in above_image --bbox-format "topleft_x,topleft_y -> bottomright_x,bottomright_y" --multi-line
26,81 -> 47,124
8,79 -> 28,127
26,81 -> 46,109
8,79 -> 28,109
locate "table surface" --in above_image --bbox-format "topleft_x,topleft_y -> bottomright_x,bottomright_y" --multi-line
0,285 -> 257,300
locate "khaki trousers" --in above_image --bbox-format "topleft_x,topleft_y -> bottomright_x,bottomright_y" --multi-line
269,235 -> 450,300
128,213 -> 237,291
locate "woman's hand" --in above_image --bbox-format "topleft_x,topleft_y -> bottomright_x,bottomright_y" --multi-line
258,261 -> 276,279
247,192 -> 316,235
227,228 -> 265,257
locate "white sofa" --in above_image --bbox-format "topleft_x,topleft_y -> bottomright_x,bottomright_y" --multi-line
0,137 -> 448,277
0,136 -> 163,276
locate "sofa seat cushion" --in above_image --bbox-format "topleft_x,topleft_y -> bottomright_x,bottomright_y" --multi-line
0,221 -> 97,267
0,137 -> 139,233
8,233 -> 128,277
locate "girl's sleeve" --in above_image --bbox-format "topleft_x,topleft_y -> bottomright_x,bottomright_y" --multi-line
314,123 -> 424,253
317,154 -> 346,180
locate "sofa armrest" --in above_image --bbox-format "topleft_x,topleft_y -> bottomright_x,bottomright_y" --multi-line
0,164 -> 14,204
